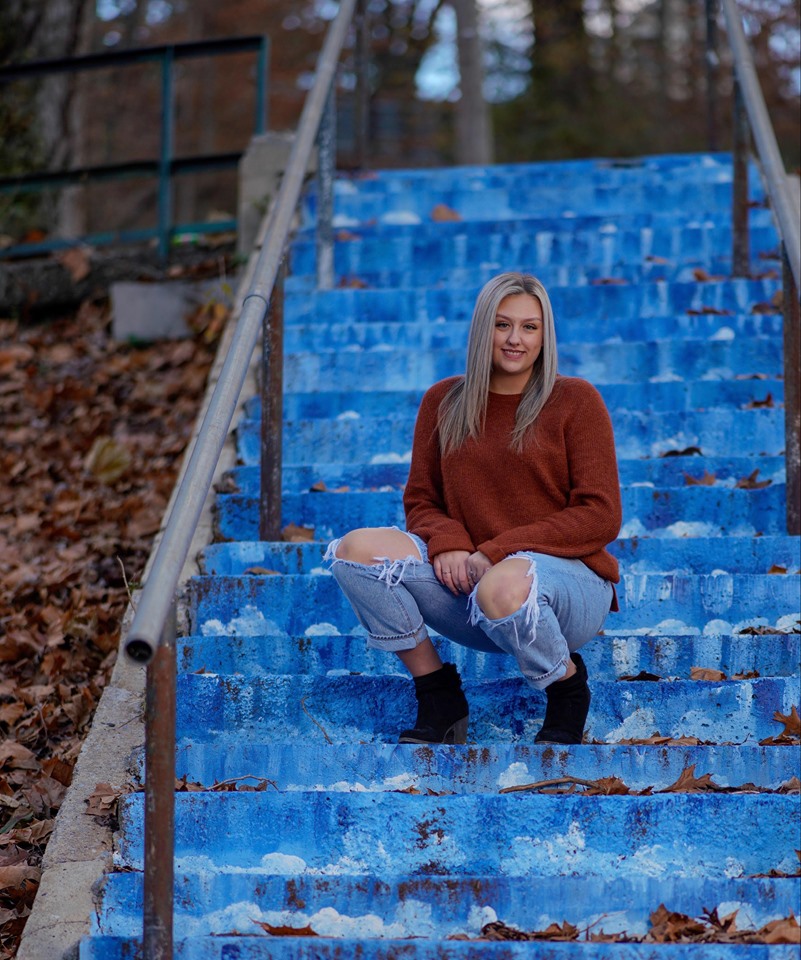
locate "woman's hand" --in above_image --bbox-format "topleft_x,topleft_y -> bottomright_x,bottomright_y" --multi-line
466,551 -> 492,588
433,550 -> 472,596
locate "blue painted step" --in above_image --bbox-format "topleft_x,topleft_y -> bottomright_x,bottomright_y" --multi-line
164,742 -> 801,793
213,484 -> 788,542
173,673 -> 799,744
116,792 -> 799,876
93,872 -> 801,941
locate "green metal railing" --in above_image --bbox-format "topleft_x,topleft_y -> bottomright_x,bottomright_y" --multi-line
0,36 -> 270,258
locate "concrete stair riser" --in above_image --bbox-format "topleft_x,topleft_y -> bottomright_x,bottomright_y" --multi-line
187,573 -> 801,636
213,484 -> 787,541
221,456 -> 788,499
246,380 -> 785,421
277,341 -> 781,392
115,792 -> 799,876
177,632 -> 801,681
199,535 -> 801,576
173,674 -> 800,744
154,743 -> 801,794
237,410 -> 785,465
93,872 -> 801,939
288,224 -> 779,277
281,278 -> 780,325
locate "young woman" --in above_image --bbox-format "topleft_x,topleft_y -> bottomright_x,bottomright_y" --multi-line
325,272 -> 622,745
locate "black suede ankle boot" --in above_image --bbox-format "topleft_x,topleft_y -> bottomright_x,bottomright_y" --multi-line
398,662 -> 469,744
534,653 -> 591,745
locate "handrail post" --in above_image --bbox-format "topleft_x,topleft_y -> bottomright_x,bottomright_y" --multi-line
354,0 -> 370,170
158,46 -> 175,259
704,0 -> 719,152
731,77 -> 750,277
259,259 -> 286,541
143,603 -> 176,958
783,242 -> 801,535
255,36 -> 270,134
316,84 -> 336,290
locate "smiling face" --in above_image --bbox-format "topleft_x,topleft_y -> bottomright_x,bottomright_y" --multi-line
489,293 -> 544,394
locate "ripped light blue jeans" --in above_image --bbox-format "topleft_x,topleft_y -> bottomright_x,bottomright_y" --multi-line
325,529 -> 613,690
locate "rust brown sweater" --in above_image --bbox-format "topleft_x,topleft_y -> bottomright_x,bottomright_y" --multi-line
404,375 -> 622,588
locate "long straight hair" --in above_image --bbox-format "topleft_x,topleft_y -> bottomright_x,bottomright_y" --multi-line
438,272 -> 558,454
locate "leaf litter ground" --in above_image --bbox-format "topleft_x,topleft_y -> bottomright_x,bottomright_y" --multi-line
0,297 -> 218,957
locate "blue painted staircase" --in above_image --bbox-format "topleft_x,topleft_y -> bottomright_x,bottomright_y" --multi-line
82,153 -> 800,956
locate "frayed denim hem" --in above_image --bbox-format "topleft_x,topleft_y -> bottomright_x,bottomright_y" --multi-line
467,552 -> 540,647
324,529 -> 426,587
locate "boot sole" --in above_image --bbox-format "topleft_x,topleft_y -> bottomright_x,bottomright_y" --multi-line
398,716 -> 469,745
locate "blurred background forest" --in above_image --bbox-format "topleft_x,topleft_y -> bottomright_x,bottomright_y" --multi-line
0,0 -> 798,248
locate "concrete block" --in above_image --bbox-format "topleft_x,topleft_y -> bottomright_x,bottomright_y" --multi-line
110,277 -> 234,341
237,131 -> 318,255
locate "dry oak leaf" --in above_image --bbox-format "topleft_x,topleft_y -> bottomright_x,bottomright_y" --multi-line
768,564 -> 788,574
281,522 -> 315,543
773,706 -> 801,738
243,567 -> 280,576
744,393 -> 774,409
84,436 -> 132,484
683,470 -> 717,486
0,865 -> 41,891
660,764 -> 722,793
760,914 -> 800,945
431,203 -> 462,222
660,446 -> 703,458
735,469 -> 772,490
56,247 -> 92,283
690,667 -> 727,681
252,921 -> 318,937
84,782 -> 120,817
647,904 -> 707,942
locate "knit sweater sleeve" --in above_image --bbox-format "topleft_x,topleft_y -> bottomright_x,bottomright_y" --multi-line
403,381 -> 476,557
476,382 -> 622,564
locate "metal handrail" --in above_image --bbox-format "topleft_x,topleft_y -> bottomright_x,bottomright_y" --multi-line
714,0 -> 800,536
125,0 -> 358,665
118,4 -> 361,955
719,0 -> 800,291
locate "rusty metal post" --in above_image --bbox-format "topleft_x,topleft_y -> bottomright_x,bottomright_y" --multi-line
316,85 -> 336,290
705,0 -> 719,152
143,604 -> 176,959
259,260 -> 285,541
731,78 -> 750,277
354,0 -> 370,170
783,243 -> 801,535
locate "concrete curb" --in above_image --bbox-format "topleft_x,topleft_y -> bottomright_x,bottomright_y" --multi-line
16,272 -> 260,960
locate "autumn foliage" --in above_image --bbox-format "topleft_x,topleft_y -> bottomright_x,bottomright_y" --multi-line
0,296 -> 217,956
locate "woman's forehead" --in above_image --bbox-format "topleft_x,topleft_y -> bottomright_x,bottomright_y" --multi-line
496,293 -> 543,318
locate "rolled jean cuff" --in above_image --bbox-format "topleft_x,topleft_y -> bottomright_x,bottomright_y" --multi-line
364,620 -> 430,653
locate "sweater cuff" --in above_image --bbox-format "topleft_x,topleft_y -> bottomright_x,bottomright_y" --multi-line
476,541 -> 507,565
427,533 -> 476,560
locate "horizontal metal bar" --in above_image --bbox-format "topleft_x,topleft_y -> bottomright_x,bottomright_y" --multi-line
720,0 -> 801,294
0,220 -> 236,260
0,36 -> 266,82
0,152 -> 244,193
124,0 -> 359,665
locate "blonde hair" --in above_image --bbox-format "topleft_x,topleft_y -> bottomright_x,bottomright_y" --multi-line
438,272 -> 558,454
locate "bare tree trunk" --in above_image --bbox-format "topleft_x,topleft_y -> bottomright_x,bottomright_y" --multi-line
24,0 -> 95,239
451,0 -> 494,165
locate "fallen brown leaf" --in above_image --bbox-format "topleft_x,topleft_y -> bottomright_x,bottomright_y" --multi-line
690,667 -> 727,681
660,446 -> 703,458
660,764 -> 722,793
252,920 -> 319,937
735,469 -> 772,490
281,522 -> 315,542
431,203 -> 462,222
744,393 -> 774,409
683,470 -> 717,486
